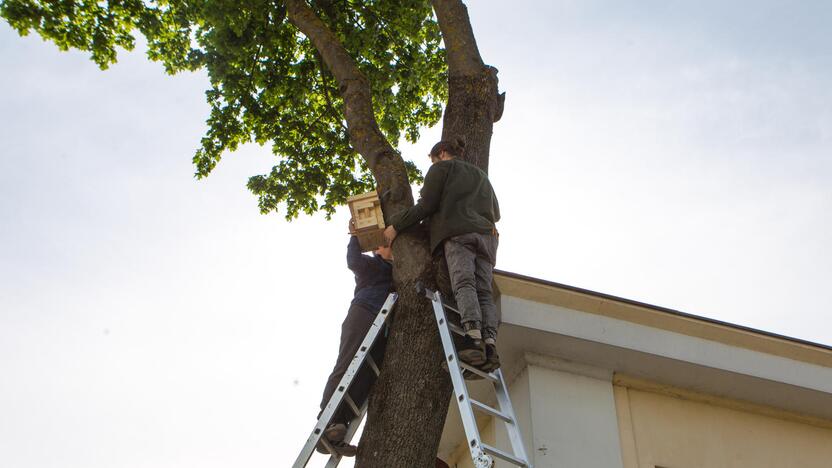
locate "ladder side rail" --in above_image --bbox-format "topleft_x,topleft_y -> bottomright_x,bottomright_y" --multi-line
292,292 -> 398,468
429,290 -> 494,468
492,368 -> 532,467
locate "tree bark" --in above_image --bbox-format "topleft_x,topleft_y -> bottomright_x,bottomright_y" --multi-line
286,1 -> 501,466
432,0 -> 504,172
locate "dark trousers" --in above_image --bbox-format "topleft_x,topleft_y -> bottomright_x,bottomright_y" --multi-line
319,302 -> 387,425
444,232 -> 499,338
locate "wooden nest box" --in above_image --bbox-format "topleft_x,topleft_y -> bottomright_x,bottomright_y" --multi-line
347,190 -> 386,252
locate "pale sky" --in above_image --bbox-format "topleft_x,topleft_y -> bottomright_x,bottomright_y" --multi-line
1,1 -> 830,467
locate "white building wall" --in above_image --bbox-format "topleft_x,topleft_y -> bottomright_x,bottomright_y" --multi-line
518,362 -> 624,468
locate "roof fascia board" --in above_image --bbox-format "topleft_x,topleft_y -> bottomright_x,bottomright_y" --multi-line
494,271 -> 832,368
500,294 -> 832,395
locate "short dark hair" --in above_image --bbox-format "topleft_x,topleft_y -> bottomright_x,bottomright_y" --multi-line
429,138 -> 466,159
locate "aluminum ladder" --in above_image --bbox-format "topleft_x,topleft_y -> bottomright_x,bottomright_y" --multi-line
424,287 -> 532,468
292,293 -> 397,468
292,289 -> 531,468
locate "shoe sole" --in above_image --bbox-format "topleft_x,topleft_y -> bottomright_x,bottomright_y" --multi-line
441,360 -> 485,380
464,370 -> 485,380
333,444 -> 357,457
479,361 -> 500,373
458,348 -> 486,366
316,441 -> 357,457
316,442 -> 357,457
315,440 -> 332,455
315,423 -> 347,454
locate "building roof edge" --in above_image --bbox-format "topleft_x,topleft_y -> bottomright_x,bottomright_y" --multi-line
494,269 -> 832,354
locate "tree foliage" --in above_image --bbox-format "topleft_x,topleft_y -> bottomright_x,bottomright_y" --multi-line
1,0 -> 447,217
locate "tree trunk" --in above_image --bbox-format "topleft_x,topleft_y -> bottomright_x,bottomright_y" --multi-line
358,2 -> 503,467
286,1 -> 502,466
432,0 -> 504,171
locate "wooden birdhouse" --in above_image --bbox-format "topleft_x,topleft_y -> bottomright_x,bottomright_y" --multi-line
347,190 -> 386,252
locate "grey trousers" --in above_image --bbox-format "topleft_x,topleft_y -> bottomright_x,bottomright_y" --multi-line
319,302 -> 387,425
444,232 -> 499,340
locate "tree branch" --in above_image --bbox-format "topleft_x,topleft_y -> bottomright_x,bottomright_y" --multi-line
284,0 -> 392,173
313,52 -> 346,126
430,0 -> 484,76
431,0 -> 504,170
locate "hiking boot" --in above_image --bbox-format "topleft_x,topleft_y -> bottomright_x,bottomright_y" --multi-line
458,340 -> 486,366
315,438 -> 333,455
324,422 -> 346,442
315,423 -> 347,454
316,438 -> 357,457
457,320 -> 485,365
479,343 -> 501,373
331,440 -> 358,457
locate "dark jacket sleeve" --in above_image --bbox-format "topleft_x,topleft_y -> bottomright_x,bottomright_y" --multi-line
390,162 -> 449,232
347,235 -> 372,272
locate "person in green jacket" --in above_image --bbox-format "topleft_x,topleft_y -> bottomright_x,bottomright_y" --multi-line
383,138 -> 501,370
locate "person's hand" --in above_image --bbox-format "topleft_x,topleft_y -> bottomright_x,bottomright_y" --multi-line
383,225 -> 397,245
348,218 -> 357,234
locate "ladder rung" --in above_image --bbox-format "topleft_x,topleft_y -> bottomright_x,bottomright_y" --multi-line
318,437 -> 336,456
471,399 -> 513,423
481,442 -> 528,467
448,322 -> 465,336
459,361 -> 499,382
366,354 -> 380,376
442,301 -> 462,315
344,394 -> 360,417
424,289 -> 462,318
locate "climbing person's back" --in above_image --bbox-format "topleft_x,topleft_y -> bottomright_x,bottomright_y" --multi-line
417,158 -> 500,253
384,138 -> 502,372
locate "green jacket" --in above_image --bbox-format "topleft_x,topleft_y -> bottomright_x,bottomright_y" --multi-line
391,159 -> 500,253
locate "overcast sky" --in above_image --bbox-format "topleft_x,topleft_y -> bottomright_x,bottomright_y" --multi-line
1,1 -> 830,467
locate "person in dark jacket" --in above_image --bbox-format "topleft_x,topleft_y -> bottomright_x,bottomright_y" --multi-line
316,219 -> 393,457
383,138 -> 500,371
